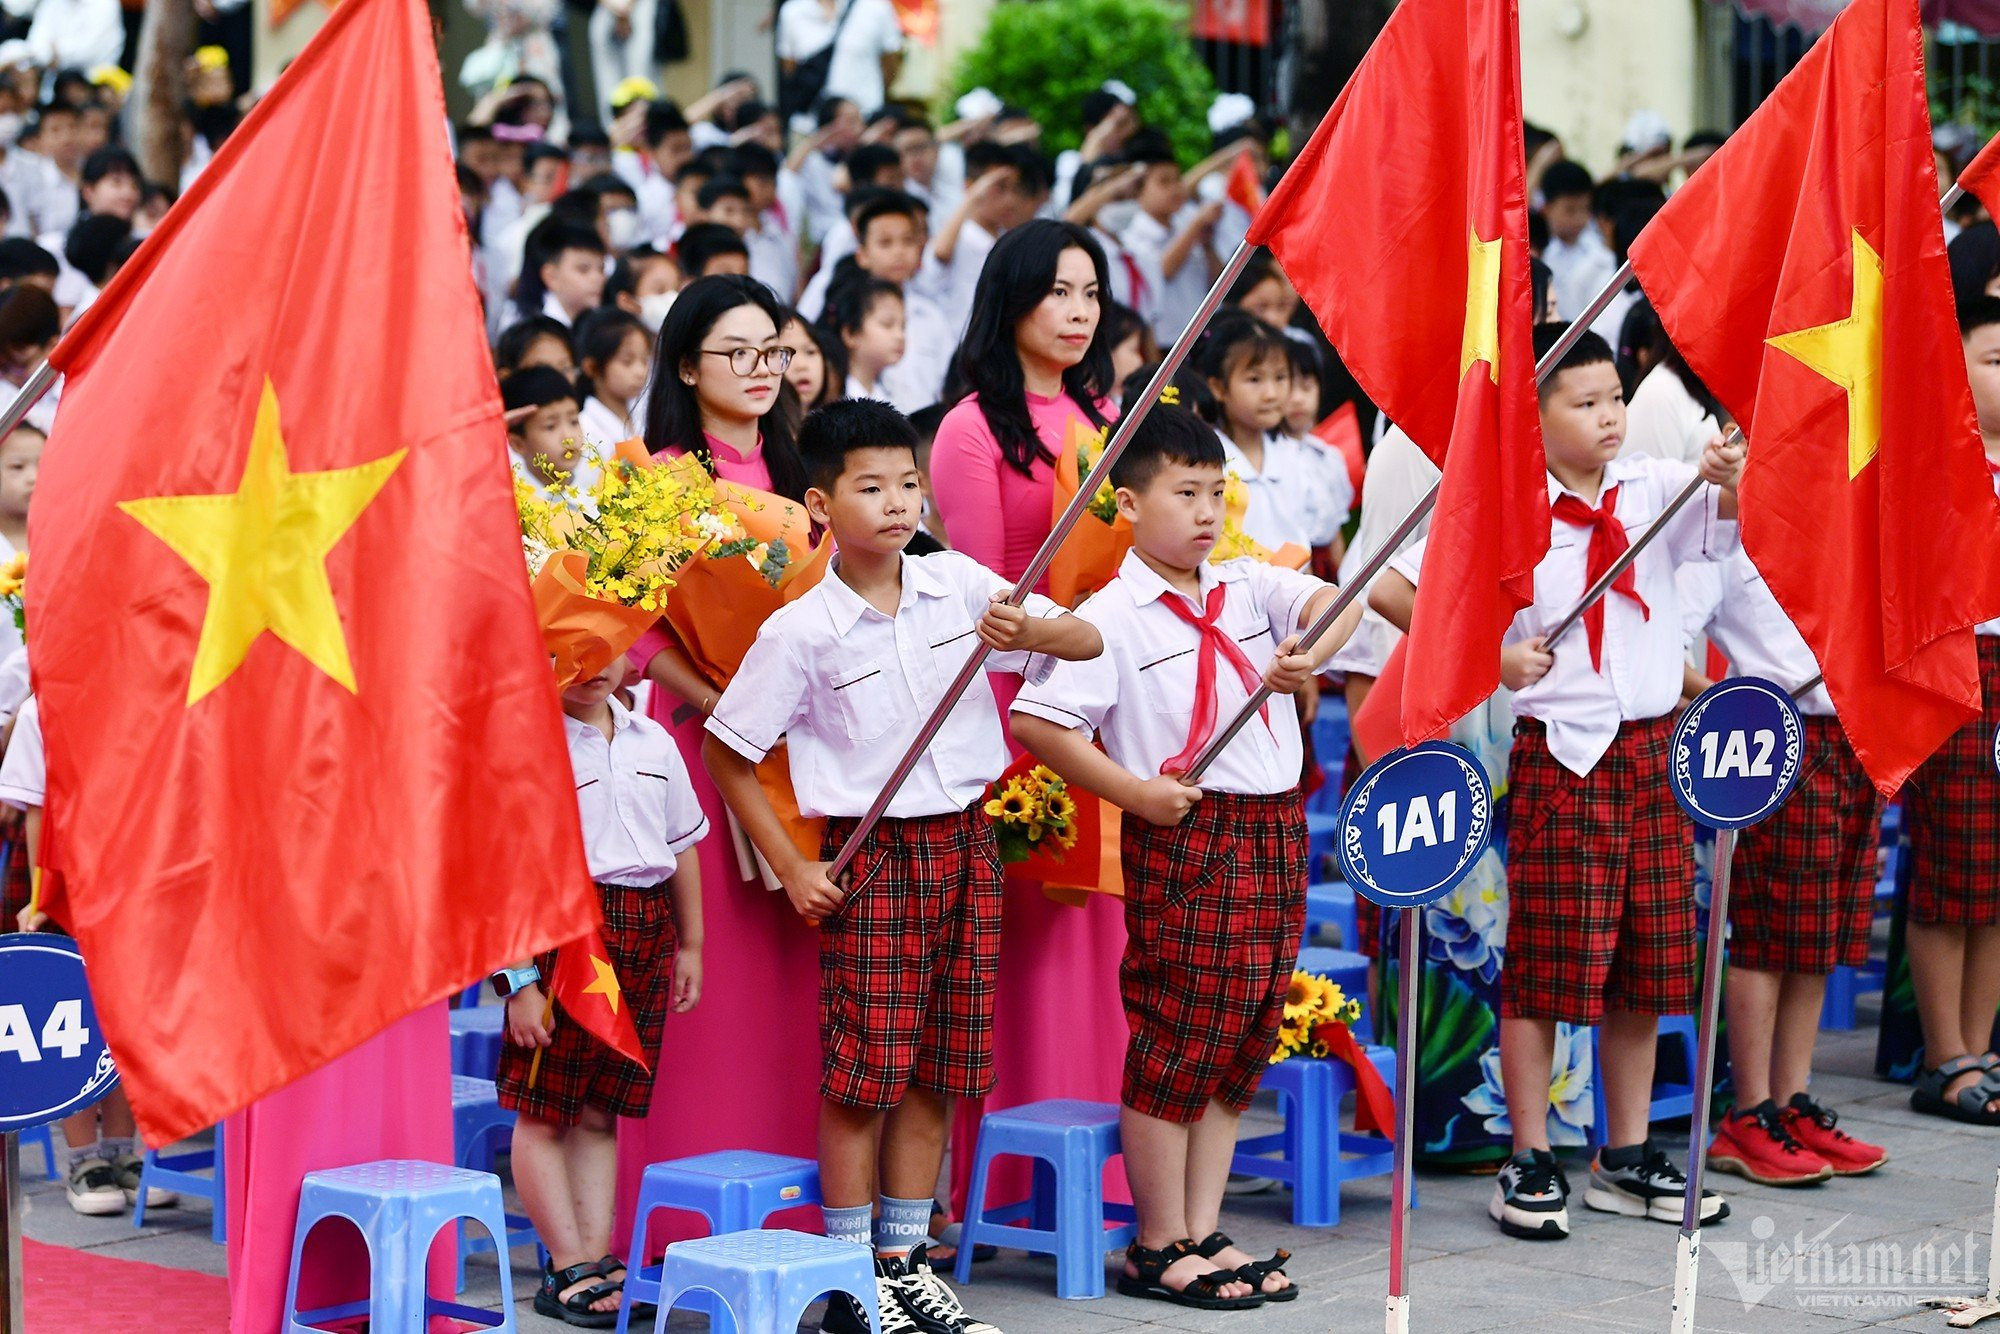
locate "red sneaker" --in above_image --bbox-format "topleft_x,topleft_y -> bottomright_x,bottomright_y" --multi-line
1782,1094 -> 1888,1175
1707,1101 -> 1832,1186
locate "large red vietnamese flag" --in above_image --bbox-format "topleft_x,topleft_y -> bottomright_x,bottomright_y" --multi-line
1248,0 -> 1545,744
1628,0 -> 2000,794
28,0 -> 598,1143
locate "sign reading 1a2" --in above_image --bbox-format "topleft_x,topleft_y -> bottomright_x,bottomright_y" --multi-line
0,932 -> 120,1131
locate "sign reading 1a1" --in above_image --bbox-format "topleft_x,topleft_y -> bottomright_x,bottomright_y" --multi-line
0,932 -> 119,1132
1336,741 -> 1493,908
1670,677 -> 1805,831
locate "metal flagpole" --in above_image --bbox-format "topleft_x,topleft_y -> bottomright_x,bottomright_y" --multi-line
1385,907 -> 1422,1334
0,362 -> 56,444
1179,259 -> 1640,785
1670,825 -> 1735,1334
824,240 -> 1258,880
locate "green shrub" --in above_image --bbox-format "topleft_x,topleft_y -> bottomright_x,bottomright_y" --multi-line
951,0 -> 1218,164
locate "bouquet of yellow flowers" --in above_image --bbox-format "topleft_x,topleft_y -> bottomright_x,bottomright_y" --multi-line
982,763 -> 1081,864
0,551 -> 24,639
517,451 -> 781,686
1269,968 -> 1364,1063
1212,467 -> 1311,570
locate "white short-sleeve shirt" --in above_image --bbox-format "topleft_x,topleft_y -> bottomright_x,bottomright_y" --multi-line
0,694 -> 42,810
1679,552 -> 1830,715
1221,431 -> 1349,551
1013,550 -> 1324,796
706,551 -> 1064,819
567,697 -> 709,887
776,0 -> 905,114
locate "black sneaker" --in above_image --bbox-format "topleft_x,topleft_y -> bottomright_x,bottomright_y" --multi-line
1489,1148 -> 1570,1239
897,1243 -> 1002,1334
821,1258 -> 924,1334
1584,1141 -> 1729,1224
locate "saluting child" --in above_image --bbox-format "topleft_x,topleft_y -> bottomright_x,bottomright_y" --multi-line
1011,403 -> 1361,1311
496,652 -> 706,1327
702,399 -> 1100,1334
1371,326 -> 1744,1241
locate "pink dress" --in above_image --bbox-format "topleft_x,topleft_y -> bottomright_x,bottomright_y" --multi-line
929,390 -> 1131,1211
225,1006 -> 454,1332
613,432 -> 825,1250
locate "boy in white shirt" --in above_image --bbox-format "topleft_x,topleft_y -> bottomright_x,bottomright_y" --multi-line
703,399 -> 1099,1334
1371,327 -> 1743,1242
495,654 -> 707,1325
1539,160 -> 1616,323
1119,138 -> 1222,348
1012,404 -> 1361,1311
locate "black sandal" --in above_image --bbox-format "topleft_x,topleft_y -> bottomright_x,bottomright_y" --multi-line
596,1254 -> 654,1322
1195,1230 -> 1299,1302
1911,1053 -> 2000,1126
1115,1238 -> 1266,1310
533,1260 -> 621,1329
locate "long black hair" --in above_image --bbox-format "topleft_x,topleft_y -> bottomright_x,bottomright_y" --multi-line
945,219 -> 1113,478
643,273 -> 809,500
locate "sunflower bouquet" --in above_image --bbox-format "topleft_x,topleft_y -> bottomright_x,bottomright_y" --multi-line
982,764 -> 1081,864
1073,427 -> 1120,525
0,551 -> 24,638
1269,968 -> 1364,1063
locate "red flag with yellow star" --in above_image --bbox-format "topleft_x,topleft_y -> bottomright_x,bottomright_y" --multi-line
26,0 -> 598,1144
1628,0 -> 2000,794
1247,0 -> 1545,744
545,928 -> 648,1070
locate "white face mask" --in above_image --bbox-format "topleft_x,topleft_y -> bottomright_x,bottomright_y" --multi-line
606,207 -> 641,251
638,290 -> 675,333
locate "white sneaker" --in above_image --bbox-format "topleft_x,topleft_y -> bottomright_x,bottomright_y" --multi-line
114,1154 -> 179,1208
66,1157 -> 126,1216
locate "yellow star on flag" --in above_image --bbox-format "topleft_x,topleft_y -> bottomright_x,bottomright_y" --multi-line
1460,229 -> 1503,385
581,952 -> 622,1015
1765,228 -> 1884,479
118,378 -> 405,705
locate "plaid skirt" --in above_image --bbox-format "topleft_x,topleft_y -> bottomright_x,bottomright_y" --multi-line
1502,716 -> 1697,1024
1729,716 -> 1882,973
1902,635 -> 2000,927
1120,789 -> 1308,1123
816,807 -> 1004,1110
497,881 -> 676,1127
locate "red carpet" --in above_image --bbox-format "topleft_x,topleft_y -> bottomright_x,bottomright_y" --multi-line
23,1237 -> 229,1332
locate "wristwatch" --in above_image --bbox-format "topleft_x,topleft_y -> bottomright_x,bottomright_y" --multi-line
491,963 -> 541,999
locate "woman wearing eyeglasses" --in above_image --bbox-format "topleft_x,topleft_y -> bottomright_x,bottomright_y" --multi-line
609,273 -> 825,1254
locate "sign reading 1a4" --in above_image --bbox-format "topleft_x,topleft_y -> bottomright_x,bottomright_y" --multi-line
0,932 -> 120,1132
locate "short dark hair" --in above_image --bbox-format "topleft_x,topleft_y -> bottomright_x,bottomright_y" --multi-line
730,143 -> 780,181
697,175 -> 750,210
814,94 -> 855,127
80,146 -> 140,187
64,213 -> 130,286
500,365 -> 579,418
846,143 -> 902,187
676,221 -> 749,275
643,101 -> 690,145
1532,323 -> 1616,399
0,238 -> 58,282
1960,295 -> 2000,338
853,190 -> 923,244
495,315 -> 573,373
1081,88 -> 1127,129
799,397 -> 920,493
1541,159 -> 1593,202
964,140 -> 1013,180
569,122 -> 610,150
1109,402 -> 1226,492
674,158 -> 715,187
907,402 -> 947,439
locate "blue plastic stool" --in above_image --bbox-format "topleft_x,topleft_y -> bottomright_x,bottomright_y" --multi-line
1297,945 -> 1373,1042
18,1123 -> 54,1179
650,1230 -> 878,1334
1305,881 -> 1359,951
449,1077 -> 541,1293
283,1160 -> 514,1332
1305,811 -> 1338,882
1232,1047 -> 1411,1227
135,1123 -> 227,1243
618,1151 -> 821,1334
449,1006 -> 506,1080
954,1099 -> 1137,1300
1586,1014 -> 1699,1148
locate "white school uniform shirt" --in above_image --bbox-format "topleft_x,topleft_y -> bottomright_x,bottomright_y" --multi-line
567,697 -> 708,886
0,647 -> 28,727
937,219 -> 996,338
0,147 -> 71,240
1221,431 -> 1346,550
579,396 -> 637,453
775,0 -> 905,115
1014,551 -> 1322,796
1544,228 -> 1618,324
706,551 -> 1065,819
878,286 -> 952,413
0,694 -> 41,810
1121,204 -> 1212,348
746,216 -> 801,302
1981,470 -> 2000,637
1622,364 -> 1715,467
1392,455 -> 1736,776
1329,426 -> 1438,678
795,217 -> 858,321
795,151 -> 846,247
1679,553 -> 1832,715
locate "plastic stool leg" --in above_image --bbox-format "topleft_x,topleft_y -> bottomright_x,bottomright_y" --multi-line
1054,1137 -> 1106,1299
1291,1066 -> 1338,1228
954,1142 -> 996,1287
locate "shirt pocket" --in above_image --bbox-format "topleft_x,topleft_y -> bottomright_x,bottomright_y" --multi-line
927,624 -> 988,713
1140,646 -> 1200,718
830,659 -> 894,741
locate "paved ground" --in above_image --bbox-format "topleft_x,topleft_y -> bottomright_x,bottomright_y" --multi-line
17,1020 -> 1998,1332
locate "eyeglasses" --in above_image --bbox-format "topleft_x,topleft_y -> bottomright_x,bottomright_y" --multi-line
699,345 -> 795,377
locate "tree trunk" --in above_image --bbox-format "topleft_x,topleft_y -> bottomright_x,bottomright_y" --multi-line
130,0 -> 196,188
1286,0 -> 1397,143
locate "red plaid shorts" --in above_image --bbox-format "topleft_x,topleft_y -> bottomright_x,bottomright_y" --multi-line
1502,716 -> 1696,1024
816,807 -> 1003,1111
497,881 -> 676,1127
1902,635 -> 2000,927
1120,789 -> 1308,1123
0,838 -> 26,933
1728,716 -> 1882,974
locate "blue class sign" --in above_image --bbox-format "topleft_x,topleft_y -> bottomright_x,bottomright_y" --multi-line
0,933 -> 119,1132
1670,677 -> 1805,830
1336,741 -> 1493,908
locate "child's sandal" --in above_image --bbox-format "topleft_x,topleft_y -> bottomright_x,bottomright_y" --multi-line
1194,1230 -> 1299,1301
533,1260 -> 621,1329
1115,1238 -> 1266,1310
